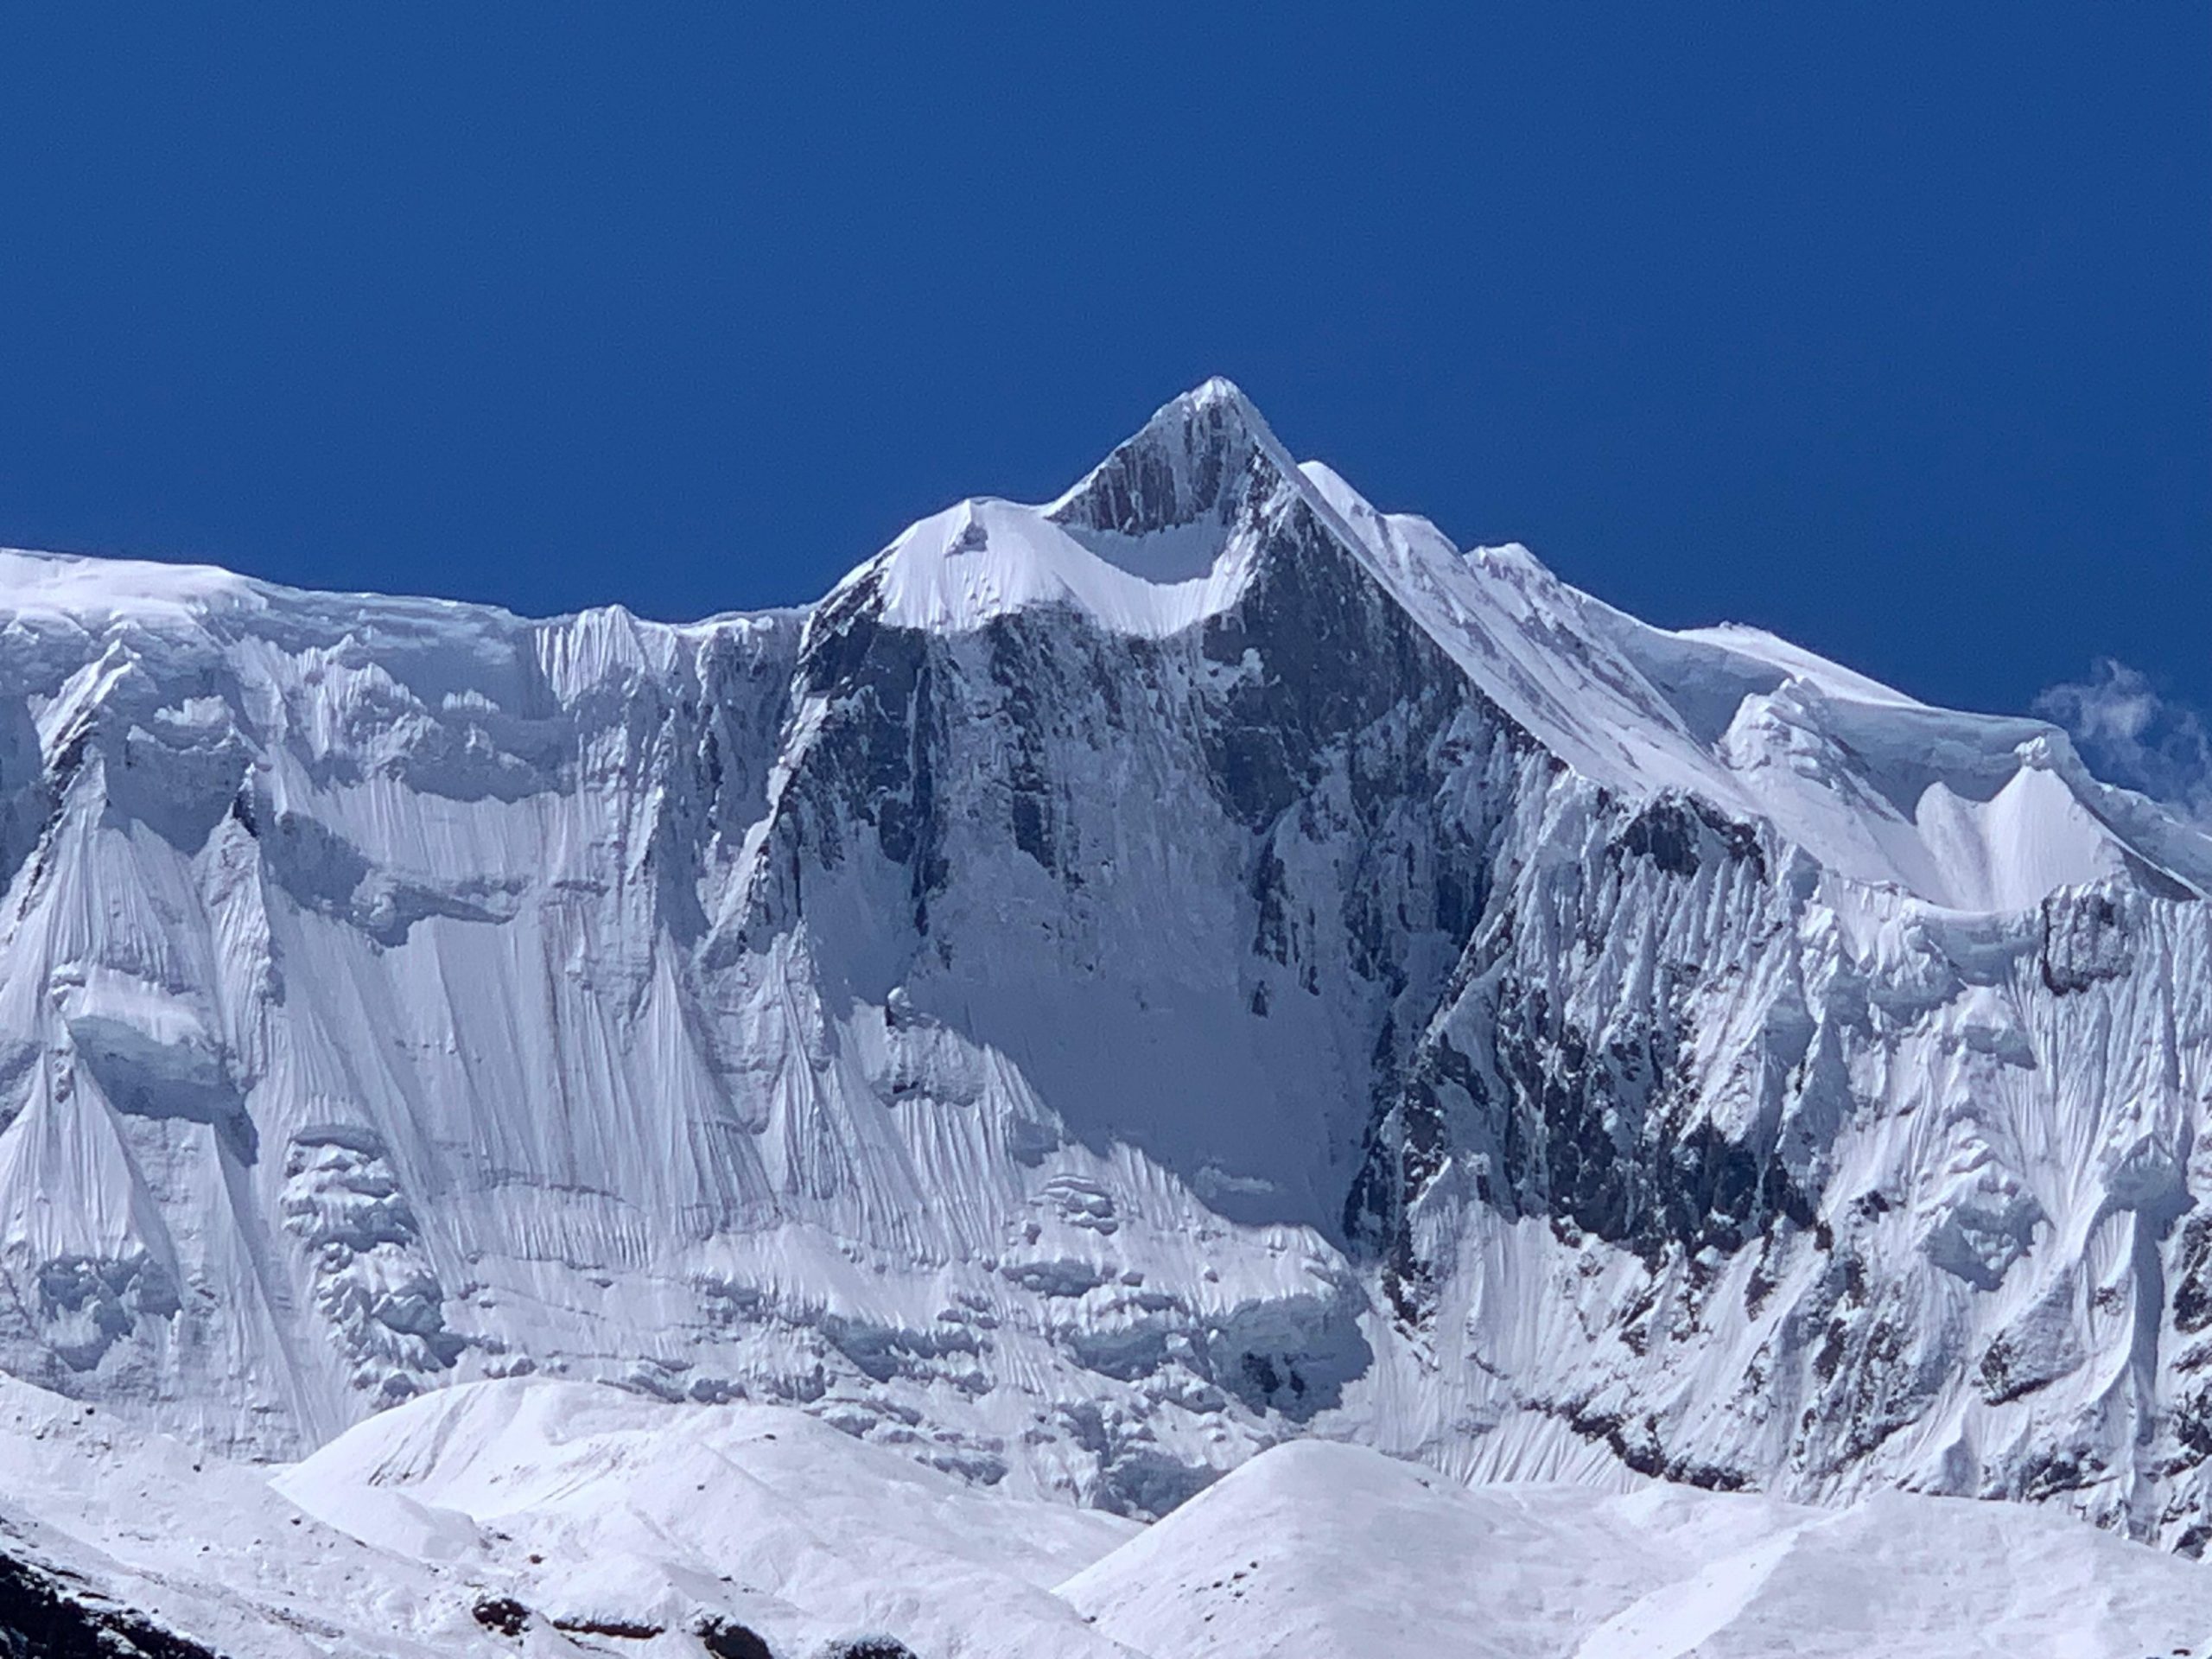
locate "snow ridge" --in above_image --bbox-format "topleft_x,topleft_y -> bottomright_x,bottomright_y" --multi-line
3,381 -> 2212,1567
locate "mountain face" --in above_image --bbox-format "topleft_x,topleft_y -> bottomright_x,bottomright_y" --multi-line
5,379 -> 2212,1548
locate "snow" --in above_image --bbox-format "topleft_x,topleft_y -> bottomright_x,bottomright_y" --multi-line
1065,1438 -> 2212,1658
864,499 -> 1254,638
0,547 -> 261,628
826,391 -> 2177,913
1914,763 -> 2133,913
0,1370 -> 548,1657
277,1377 -> 1141,1657
6,374 -> 2212,1620
1670,620 -> 1926,709
3,1368 -> 2208,1657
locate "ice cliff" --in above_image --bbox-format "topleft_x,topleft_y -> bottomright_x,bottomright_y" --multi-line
6,378 -> 2212,1548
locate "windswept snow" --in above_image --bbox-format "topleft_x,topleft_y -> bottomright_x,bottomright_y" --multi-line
0,1368 -> 1141,1656
277,1377 -> 1141,1658
818,383 -> 2195,912
7,376 -> 2212,1600
1065,1436 -> 2212,1659
866,499 -> 1255,638
0,547 -> 262,628
1669,621 -> 1926,709
3,1370 -> 2208,1658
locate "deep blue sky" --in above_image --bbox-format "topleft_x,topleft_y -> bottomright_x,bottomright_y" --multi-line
0,6 -> 2204,732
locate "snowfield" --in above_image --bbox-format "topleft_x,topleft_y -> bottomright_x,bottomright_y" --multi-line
3,1371 -> 2209,1657
5,378 -> 2212,1649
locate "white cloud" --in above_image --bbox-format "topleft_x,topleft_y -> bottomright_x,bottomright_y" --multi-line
2036,658 -> 2212,823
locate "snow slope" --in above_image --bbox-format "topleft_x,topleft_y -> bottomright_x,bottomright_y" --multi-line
0,1370 -> 582,1657
5,1371 -> 2209,1658
0,1365 -> 1140,1657
6,377 -> 2212,1562
1065,1436 -> 2212,1659
276,1377 -> 1139,1659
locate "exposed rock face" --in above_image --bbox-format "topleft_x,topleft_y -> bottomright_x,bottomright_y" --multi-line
0,1539 -> 226,1659
3,379 -> 2212,1548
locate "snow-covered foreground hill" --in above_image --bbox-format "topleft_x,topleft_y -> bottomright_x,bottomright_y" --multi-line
10,372 -> 2212,1598
4,1371 -> 2209,1658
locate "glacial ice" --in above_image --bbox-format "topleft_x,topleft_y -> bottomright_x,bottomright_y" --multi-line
3,378 -> 2212,1571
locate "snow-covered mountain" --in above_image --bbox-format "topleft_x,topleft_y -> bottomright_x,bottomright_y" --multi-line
10,1371 -> 2212,1657
6,377 -> 2212,1561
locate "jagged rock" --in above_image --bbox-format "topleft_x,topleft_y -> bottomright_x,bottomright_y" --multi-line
1,380 -> 2209,1548
0,1544 -> 226,1659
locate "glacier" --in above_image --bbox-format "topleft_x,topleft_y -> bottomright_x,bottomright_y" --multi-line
6,375 -> 2212,1567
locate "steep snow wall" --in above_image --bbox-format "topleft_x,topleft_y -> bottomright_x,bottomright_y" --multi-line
5,382 -> 2212,1548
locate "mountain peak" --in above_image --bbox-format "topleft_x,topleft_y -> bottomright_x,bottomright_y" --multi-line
846,381 -> 1319,637
1049,378 -> 1294,540
16,376 -> 2212,1597
1183,372 -> 1252,409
